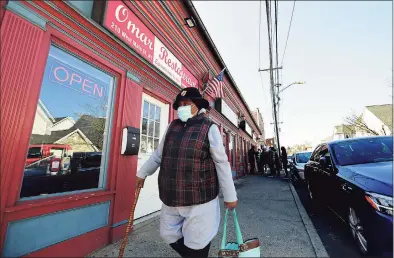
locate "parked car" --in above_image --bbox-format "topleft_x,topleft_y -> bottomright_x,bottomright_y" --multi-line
20,152 -> 102,198
287,155 -> 293,163
289,151 -> 312,182
26,144 -> 72,166
304,136 -> 393,256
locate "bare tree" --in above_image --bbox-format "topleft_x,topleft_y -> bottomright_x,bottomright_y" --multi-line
344,113 -> 381,136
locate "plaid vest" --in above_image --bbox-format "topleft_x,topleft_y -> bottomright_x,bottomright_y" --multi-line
159,114 -> 219,207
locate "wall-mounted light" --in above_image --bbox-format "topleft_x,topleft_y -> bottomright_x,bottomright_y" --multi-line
184,17 -> 196,28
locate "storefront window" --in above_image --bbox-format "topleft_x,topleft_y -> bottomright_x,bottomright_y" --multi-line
140,100 -> 161,154
20,45 -> 115,199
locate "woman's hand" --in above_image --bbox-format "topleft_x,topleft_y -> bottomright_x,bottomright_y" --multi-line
136,176 -> 145,188
224,200 -> 238,210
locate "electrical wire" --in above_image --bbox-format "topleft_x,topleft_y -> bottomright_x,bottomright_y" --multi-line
258,0 -> 270,114
281,0 -> 296,66
275,0 -> 280,86
258,0 -> 262,69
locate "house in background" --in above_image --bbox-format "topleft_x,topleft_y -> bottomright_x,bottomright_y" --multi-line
332,104 -> 393,140
356,104 -> 392,136
30,100 -> 101,153
332,124 -> 356,140
51,117 -> 76,132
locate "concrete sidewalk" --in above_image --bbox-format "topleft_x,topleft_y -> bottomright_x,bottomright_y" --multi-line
89,176 -> 328,257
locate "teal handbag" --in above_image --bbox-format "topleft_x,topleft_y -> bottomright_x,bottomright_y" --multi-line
218,209 -> 260,257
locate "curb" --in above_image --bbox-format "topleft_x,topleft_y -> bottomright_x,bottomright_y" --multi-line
289,183 -> 329,258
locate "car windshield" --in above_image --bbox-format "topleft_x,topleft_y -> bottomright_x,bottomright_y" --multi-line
27,147 -> 41,158
332,137 -> 393,166
296,152 -> 312,163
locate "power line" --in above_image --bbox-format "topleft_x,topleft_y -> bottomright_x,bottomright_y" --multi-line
258,0 -> 270,117
274,0 -> 279,86
280,0 -> 296,66
275,0 -> 279,86
259,72 -> 270,108
258,0 -> 262,68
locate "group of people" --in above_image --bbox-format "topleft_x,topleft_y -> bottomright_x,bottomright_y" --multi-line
248,145 -> 289,178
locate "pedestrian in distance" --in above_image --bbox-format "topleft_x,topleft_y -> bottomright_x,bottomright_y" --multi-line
273,147 -> 282,177
260,147 -> 269,175
281,146 -> 289,179
256,149 -> 262,173
136,87 -> 238,258
248,146 -> 257,175
268,147 -> 276,177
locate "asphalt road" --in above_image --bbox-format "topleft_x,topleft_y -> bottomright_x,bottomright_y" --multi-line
292,180 -> 362,258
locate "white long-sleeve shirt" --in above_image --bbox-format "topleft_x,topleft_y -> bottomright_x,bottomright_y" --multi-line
137,122 -> 238,203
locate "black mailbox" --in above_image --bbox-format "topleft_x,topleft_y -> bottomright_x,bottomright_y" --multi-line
121,126 -> 140,155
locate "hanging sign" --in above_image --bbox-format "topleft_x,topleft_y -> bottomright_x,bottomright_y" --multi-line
245,122 -> 252,136
215,98 -> 238,126
103,1 -> 198,88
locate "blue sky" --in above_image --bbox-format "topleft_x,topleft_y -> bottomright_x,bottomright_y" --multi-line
193,1 -> 392,147
40,46 -> 113,121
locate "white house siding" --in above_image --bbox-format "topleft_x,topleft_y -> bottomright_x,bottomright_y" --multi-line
51,118 -> 75,131
361,109 -> 392,136
31,105 -> 54,135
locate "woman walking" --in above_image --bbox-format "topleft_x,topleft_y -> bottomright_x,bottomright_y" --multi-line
281,146 -> 289,178
136,87 -> 238,258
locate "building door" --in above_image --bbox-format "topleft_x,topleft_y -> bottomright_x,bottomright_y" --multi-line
134,93 -> 169,219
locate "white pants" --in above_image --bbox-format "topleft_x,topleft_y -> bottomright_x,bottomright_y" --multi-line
160,197 -> 220,250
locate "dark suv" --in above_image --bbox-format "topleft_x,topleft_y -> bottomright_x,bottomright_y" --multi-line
304,136 -> 393,256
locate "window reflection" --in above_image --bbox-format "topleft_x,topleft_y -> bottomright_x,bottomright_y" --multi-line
21,45 -> 114,199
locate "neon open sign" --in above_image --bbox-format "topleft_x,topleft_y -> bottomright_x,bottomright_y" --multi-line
49,59 -> 106,99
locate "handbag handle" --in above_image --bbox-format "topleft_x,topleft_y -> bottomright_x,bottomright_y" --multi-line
220,209 -> 244,249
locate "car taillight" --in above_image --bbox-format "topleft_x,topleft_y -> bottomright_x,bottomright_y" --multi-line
50,158 -> 61,175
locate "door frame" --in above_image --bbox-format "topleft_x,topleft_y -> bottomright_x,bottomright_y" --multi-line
134,93 -> 169,219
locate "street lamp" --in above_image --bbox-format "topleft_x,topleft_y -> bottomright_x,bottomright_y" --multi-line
275,81 -> 305,104
277,81 -> 305,95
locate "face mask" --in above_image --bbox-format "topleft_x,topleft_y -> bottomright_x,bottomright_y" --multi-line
177,105 -> 196,122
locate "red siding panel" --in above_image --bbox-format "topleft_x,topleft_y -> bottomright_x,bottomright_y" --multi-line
0,10 -> 49,216
0,10 -> 50,252
110,79 -> 142,239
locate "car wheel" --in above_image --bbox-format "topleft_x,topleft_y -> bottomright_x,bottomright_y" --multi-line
348,207 -> 368,255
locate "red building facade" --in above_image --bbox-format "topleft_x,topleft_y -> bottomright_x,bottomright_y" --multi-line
0,1 -> 262,256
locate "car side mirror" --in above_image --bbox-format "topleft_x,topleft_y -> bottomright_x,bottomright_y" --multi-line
319,157 -> 329,169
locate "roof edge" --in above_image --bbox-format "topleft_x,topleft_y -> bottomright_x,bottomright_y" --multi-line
184,0 -> 262,135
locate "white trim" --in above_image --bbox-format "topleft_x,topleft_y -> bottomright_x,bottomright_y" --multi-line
38,99 -> 56,123
51,117 -> 75,127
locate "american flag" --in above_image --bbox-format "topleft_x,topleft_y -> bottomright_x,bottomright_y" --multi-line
204,68 -> 226,99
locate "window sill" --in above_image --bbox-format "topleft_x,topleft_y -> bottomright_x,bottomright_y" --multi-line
5,190 -> 116,213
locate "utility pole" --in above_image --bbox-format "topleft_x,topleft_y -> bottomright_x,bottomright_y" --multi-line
262,0 -> 281,151
259,66 -> 281,150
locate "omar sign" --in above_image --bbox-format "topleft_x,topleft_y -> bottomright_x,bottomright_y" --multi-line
103,1 -> 198,88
